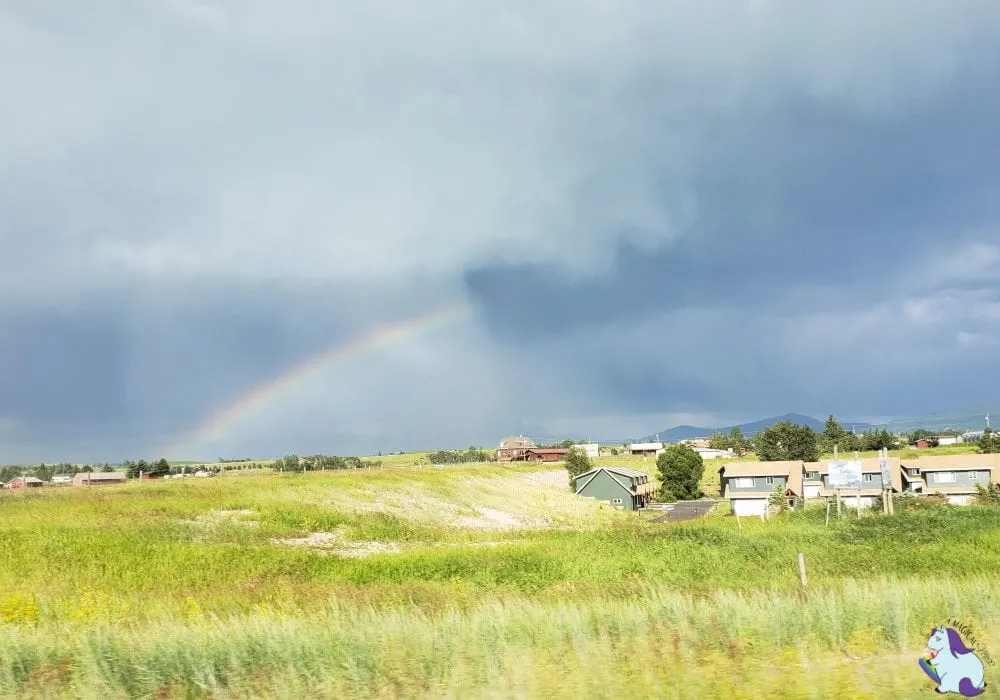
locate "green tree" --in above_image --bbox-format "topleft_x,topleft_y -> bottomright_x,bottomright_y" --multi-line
656,445 -> 704,501
819,414 -> 846,453
980,428 -> 999,454
767,483 -> 790,514
149,458 -> 170,478
727,426 -> 748,453
975,482 -> 1000,505
564,447 -> 592,486
708,431 -> 729,450
907,429 -> 935,445
754,421 -> 819,462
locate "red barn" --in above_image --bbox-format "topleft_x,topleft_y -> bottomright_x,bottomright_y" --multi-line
524,448 -> 570,463
6,476 -> 44,489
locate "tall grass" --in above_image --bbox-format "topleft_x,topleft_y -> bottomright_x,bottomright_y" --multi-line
3,468 -> 1000,697
0,579 -> 996,698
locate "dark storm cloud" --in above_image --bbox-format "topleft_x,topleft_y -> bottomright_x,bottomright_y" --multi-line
2,1 -> 1000,461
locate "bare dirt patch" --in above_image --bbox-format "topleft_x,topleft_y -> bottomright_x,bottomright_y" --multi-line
271,526 -> 517,558
182,509 -> 260,528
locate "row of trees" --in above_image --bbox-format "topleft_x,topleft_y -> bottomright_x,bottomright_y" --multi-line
426,447 -> 495,464
274,454 -> 383,472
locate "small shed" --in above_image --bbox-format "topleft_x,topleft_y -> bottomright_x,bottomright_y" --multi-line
629,442 -> 664,458
6,476 -> 44,489
573,466 -> 657,510
72,472 -> 127,486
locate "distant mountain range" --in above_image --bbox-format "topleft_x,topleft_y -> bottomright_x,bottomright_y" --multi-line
518,409 -> 995,447
640,413 -> 872,442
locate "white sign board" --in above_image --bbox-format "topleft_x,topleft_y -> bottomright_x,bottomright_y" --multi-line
827,460 -> 863,489
880,459 -> 892,488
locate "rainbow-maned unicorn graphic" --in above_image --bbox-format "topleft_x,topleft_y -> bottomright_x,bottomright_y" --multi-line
920,627 -> 988,696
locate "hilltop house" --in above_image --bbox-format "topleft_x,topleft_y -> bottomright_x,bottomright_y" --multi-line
899,454 -> 1000,505
496,436 -> 535,462
718,461 -> 804,516
629,442 -> 664,458
573,467 -> 657,510
808,457 -> 902,509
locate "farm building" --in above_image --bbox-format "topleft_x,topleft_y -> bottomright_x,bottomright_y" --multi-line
899,454 -> 1000,505
6,476 -> 44,489
810,457 -> 902,509
718,461 -> 805,516
629,442 -> 664,458
692,447 -> 733,460
496,436 -> 535,462
573,467 -> 657,510
72,472 -> 127,486
574,443 -> 600,458
524,448 -> 569,463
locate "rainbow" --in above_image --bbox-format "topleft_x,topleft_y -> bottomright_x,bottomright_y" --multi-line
167,301 -> 473,458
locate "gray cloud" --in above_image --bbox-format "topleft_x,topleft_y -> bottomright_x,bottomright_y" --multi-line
2,2 -> 1000,461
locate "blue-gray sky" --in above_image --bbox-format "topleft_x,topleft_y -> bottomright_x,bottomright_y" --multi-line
2,1 -> 1000,462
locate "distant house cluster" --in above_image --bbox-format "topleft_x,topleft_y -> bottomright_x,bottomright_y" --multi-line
3,472 -> 129,489
495,436 -> 599,463
719,454 -> 1000,516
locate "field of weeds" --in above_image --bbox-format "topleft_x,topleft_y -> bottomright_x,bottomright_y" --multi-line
1,466 -> 999,697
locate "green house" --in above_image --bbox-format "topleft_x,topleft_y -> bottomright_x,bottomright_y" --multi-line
573,467 -> 656,510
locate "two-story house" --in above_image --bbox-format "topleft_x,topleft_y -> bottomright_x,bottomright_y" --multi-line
809,457 -> 902,509
718,461 -> 804,516
899,454 -> 1000,505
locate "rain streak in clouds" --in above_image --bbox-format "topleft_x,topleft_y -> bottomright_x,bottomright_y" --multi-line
2,1 -> 1000,461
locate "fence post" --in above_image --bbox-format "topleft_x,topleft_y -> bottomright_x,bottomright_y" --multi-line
798,553 -> 807,588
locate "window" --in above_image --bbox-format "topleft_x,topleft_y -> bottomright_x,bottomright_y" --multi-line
612,498 -> 623,505
864,473 -> 873,482
806,471 -> 819,480
734,477 -> 755,488
936,472 -> 956,483
909,468 -> 919,476
765,476 -> 774,485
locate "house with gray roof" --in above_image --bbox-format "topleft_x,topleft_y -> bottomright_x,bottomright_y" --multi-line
573,466 -> 657,510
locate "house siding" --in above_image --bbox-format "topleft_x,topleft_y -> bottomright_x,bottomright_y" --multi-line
724,475 -> 786,494
926,470 -> 990,488
576,471 -> 639,510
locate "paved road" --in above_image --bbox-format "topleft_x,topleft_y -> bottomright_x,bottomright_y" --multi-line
646,500 -> 717,523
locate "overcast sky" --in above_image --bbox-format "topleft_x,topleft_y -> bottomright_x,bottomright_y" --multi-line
3,1 -> 1000,463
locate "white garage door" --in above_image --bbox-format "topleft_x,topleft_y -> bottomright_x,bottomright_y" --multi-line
803,484 -> 821,499
732,498 -> 767,516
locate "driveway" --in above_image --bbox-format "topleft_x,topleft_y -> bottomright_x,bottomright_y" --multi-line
646,500 -> 718,523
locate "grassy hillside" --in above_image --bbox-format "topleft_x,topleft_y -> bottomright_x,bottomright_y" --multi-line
1,466 -> 999,697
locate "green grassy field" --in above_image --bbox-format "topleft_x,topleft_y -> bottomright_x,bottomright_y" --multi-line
2,464 -> 998,698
